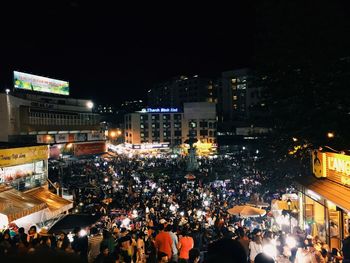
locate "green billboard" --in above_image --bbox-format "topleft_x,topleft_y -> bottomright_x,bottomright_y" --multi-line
14,71 -> 69,96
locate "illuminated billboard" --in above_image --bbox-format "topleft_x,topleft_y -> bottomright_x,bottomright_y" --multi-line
14,71 -> 69,96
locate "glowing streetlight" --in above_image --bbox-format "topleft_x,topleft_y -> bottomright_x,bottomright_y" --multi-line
327,132 -> 335,139
5,89 -> 10,95
86,101 -> 94,109
110,131 -> 116,138
292,137 -> 298,142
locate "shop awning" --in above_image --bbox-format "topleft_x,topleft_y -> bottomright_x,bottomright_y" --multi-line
25,187 -> 73,218
0,189 -> 47,222
297,176 -> 350,212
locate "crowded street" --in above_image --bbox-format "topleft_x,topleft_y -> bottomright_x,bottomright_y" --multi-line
1,149 -> 340,263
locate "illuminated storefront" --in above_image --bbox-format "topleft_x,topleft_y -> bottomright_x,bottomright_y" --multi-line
0,144 -> 72,230
297,150 -> 350,250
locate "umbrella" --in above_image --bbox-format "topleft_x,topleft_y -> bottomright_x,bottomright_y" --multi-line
184,173 -> 196,180
246,200 -> 269,208
227,205 -> 266,217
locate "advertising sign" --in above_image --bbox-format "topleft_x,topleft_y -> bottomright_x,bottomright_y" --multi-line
312,150 -> 350,186
55,134 -> 69,143
74,142 -> 106,156
74,133 -> 87,142
37,135 -> 55,144
0,145 -> 49,167
87,132 -> 105,141
14,71 -> 69,96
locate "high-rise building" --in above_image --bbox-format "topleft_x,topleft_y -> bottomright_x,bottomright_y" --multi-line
217,68 -> 263,122
147,75 -> 216,108
124,102 -> 217,148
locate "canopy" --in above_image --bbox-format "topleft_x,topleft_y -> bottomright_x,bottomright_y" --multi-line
0,189 -> 47,222
227,205 -> 266,217
25,187 -> 73,219
246,200 -> 269,208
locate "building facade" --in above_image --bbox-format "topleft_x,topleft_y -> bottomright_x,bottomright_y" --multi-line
0,143 -> 72,230
0,91 -> 106,158
217,68 -> 263,122
147,75 -> 216,108
296,150 -> 350,250
124,102 -> 217,148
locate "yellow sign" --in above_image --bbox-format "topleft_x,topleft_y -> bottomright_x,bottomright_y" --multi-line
311,150 -> 326,178
0,145 -> 49,167
312,150 -> 350,186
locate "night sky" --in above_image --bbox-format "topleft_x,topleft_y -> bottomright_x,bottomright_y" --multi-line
1,2 -> 350,105
0,2 -> 252,105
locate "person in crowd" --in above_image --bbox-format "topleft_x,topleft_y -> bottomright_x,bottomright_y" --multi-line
72,227 -> 88,263
56,231 -> 70,251
94,244 -> 115,263
249,229 -> 263,263
136,231 -> 146,263
236,227 -> 250,260
27,225 -> 39,247
343,228 -> 350,263
188,248 -> 200,263
165,224 -> 178,262
88,227 -> 103,263
117,227 -> 132,263
158,251 -> 169,263
254,253 -> 275,263
205,238 -> 247,263
178,228 -> 194,263
155,224 -> 173,260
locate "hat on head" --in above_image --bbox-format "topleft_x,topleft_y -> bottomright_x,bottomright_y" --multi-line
159,219 -> 167,224
38,227 -> 50,236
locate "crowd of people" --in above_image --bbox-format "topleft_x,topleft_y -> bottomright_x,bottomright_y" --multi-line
1,152 -> 350,262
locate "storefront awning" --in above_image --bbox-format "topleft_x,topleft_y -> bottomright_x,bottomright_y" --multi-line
297,176 -> 350,212
25,187 -> 73,218
0,189 -> 47,222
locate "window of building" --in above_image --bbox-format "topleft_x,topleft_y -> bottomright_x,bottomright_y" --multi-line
199,121 -> 208,128
209,130 -> 213,137
163,131 -> 171,137
174,114 -> 182,120
231,78 -> 237,84
152,131 -> 160,137
151,114 -> 159,120
233,95 -> 237,100
151,123 -> 159,129
140,114 -> 148,121
174,139 -> 182,145
174,123 -> 181,128
200,130 -> 208,136
163,114 -> 170,120
189,121 -> 197,128
174,130 -> 182,137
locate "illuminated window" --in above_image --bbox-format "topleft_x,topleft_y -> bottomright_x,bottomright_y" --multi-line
233,96 -> 237,100
231,78 -> 237,84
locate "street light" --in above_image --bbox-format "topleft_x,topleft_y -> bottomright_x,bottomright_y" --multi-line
327,132 -> 335,139
287,198 -> 292,233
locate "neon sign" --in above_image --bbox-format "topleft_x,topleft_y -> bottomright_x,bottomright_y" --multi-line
141,108 -> 179,113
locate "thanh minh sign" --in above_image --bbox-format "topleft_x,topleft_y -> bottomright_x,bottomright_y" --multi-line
141,108 -> 179,113
312,150 -> 350,186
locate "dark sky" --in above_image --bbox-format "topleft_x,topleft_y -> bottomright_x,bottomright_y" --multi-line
2,2 -> 350,106
0,2 -> 252,105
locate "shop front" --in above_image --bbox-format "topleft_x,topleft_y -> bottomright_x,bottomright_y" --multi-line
0,144 -> 72,230
297,150 -> 350,250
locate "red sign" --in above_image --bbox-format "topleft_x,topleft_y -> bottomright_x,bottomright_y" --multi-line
74,142 -> 106,156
